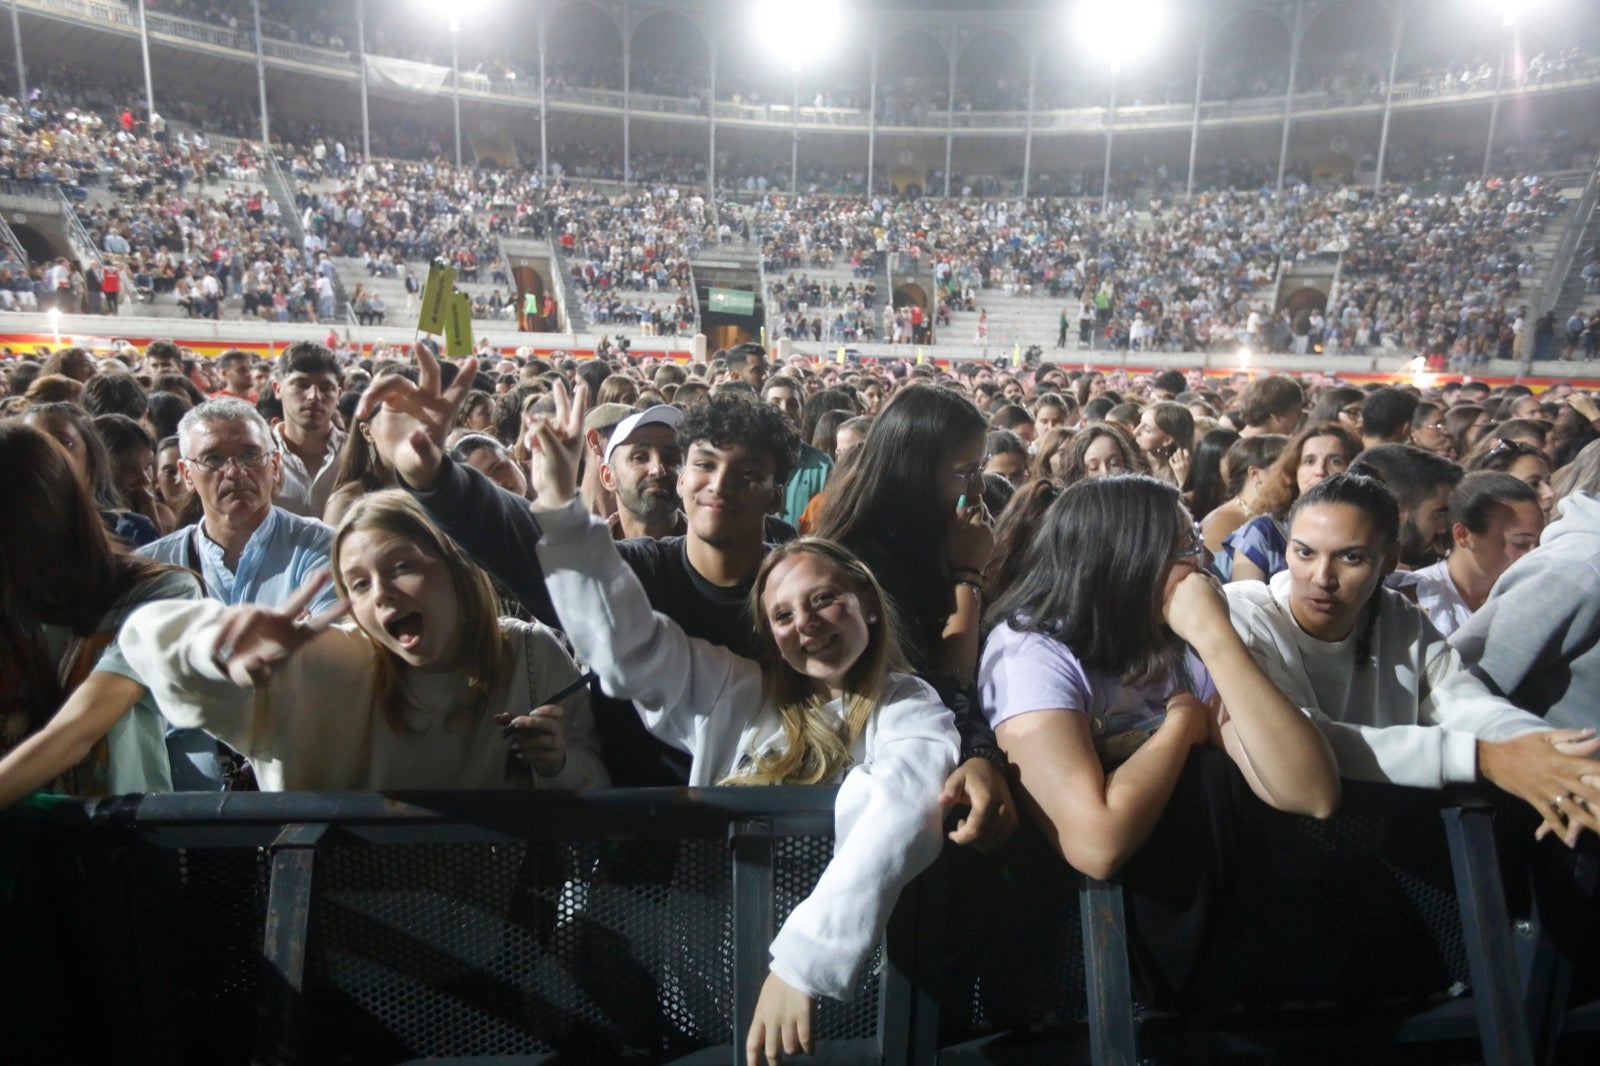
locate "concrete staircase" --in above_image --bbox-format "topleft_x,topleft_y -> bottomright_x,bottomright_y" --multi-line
1549,190 -> 1600,323
763,259 -> 881,346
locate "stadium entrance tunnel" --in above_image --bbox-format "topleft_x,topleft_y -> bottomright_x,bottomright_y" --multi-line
1281,285 -> 1330,316
893,282 -> 928,310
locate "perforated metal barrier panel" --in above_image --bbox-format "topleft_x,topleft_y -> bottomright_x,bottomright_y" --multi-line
2,784 -> 1588,1065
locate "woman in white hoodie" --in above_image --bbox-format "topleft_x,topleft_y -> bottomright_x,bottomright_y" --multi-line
524,380 -> 958,1066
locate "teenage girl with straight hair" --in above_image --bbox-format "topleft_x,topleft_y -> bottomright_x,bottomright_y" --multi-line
523,381 -> 959,1066
980,474 -> 1339,1001
113,490 -> 607,793
1134,400 -> 1196,486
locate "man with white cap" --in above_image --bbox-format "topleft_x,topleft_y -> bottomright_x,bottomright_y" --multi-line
602,405 -> 687,540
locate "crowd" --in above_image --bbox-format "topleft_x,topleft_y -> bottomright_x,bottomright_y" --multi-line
2,330 -> 1600,1058
766,163 -> 1576,358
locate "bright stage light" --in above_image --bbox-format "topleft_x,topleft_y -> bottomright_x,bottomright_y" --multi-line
753,0 -> 844,72
1075,0 -> 1166,72
1485,0 -> 1542,27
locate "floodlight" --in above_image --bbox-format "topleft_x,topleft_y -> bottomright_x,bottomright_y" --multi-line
754,0 -> 843,72
1484,0 -> 1542,27
1076,0 -> 1166,72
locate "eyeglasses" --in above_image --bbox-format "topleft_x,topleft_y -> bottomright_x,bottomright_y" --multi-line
1339,406 -> 1362,419
183,448 -> 276,473
1171,522 -> 1209,561
953,459 -> 991,483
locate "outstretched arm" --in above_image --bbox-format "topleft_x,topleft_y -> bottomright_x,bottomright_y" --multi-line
359,344 -> 559,626
528,380 -> 760,754
0,672 -> 146,809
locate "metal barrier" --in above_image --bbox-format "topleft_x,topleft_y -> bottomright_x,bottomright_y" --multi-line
1,782 -> 1589,1065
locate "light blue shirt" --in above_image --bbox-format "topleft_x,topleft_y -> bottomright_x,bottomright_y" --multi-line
139,505 -> 339,613
137,506 -> 338,790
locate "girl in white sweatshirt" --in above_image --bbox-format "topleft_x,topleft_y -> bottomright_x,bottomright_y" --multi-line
524,381 -> 958,1066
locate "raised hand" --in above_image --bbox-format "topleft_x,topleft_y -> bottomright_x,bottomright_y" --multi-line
210,571 -> 349,688
355,341 -> 479,491
947,496 -> 994,577
524,378 -> 590,510
1169,447 -> 1191,486
1162,569 -> 1230,648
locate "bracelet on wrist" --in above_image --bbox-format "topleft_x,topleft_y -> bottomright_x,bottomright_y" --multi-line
953,578 -> 985,595
965,743 -> 1011,773
950,565 -> 986,579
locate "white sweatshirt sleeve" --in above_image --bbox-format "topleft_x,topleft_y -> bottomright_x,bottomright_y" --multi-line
118,597 -> 277,757
1225,581 -> 1548,788
767,676 -> 959,1000
534,497 -> 761,760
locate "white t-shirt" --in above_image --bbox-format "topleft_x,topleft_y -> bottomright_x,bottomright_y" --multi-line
1386,560 -> 1472,638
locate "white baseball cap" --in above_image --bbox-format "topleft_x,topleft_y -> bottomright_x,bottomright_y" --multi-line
604,404 -> 682,466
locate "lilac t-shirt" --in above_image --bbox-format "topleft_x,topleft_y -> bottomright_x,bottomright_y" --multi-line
979,622 -> 1217,733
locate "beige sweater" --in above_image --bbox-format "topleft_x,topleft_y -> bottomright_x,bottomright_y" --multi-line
118,598 -> 607,792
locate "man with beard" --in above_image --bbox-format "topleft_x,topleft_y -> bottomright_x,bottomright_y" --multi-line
602,405 -> 686,539
1350,444 -> 1463,569
138,398 -> 337,788
270,342 -> 345,519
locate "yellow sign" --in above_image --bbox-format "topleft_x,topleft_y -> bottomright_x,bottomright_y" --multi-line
417,260 -> 455,335
916,347 -> 925,365
836,346 -> 846,365
445,291 -> 474,357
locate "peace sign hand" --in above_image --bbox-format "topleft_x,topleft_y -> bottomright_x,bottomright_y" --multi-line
355,341 -> 479,491
524,378 -> 590,510
210,571 -> 349,688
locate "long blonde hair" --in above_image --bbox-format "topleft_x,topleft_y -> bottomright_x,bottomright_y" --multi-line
331,490 -> 509,735
726,538 -> 909,786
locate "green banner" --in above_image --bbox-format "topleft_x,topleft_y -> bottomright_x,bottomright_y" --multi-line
706,287 -> 756,317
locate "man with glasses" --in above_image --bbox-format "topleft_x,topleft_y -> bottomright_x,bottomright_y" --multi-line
270,341 -> 345,518
139,397 -> 338,789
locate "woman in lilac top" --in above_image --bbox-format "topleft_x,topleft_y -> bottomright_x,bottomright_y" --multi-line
978,475 -> 1339,1003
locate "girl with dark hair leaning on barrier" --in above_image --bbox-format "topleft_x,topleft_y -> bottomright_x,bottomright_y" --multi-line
0,423 -> 200,807
112,490 -> 607,793
979,474 -> 1339,1003
1224,473 -> 1600,848
524,380 -> 959,1066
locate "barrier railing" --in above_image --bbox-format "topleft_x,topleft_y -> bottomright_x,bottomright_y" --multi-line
3,780 -> 1592,1064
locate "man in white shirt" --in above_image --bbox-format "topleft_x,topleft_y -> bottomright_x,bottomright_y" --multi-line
270,342 -> 345,519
